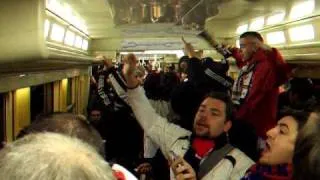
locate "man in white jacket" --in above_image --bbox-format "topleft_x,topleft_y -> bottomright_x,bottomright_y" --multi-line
123,54 -> 254,180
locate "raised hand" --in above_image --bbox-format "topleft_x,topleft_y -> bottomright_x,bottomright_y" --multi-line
182,37 -> 198,59
122,53 -> 140,89
123,53 -> 138,77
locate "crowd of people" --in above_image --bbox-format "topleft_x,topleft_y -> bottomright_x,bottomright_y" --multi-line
0,31 -> 319,180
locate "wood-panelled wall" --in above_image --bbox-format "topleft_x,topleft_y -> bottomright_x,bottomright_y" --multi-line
72,75 -> 90,115
13,87 -> 30,138
53,79 -> 68,112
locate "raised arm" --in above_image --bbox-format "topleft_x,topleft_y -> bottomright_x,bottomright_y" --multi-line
97,57 -> 129,104
123,54 -> 191,157
181,37 -> 206,85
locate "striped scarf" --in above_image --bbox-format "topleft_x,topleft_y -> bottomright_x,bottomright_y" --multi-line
241,164 -> 292,180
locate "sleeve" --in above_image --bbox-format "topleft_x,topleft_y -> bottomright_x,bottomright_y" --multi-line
236,59 -> 277,120
231,48 -> 246,68
97,72 -> 112,107
127,87 -> 191,156
143,135 -> 159,158
97,66 -> 130,106
267,48 -> 291,86
149,99 -> 170,118
106,67 -> 130,104
186,57 -> 206,86
206,150 -> 254,180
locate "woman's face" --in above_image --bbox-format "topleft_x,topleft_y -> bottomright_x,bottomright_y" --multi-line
260,116 -> 298,165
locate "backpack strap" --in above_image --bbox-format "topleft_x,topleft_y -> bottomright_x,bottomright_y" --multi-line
197,144 -> 234,179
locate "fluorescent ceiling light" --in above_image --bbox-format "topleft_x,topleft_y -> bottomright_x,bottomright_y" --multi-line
267,12 -> 286,25
266,31 -> 286,45
64,30 -> 75,46
144,50 -> 180,54
75,36 -> 83,48
120,52 -> 144,55
249,17 -> 265,30
236,24 -> 248,34
44,19 -> 50,38
120,50 -> 185,58
290,0 -> 315,19
50,23 -> 65,42
144,50 -> 184,58
82,39 -> 89,50
289,24 -> 315,42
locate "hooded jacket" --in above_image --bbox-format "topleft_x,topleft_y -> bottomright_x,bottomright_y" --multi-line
231,48 -> 290,138
127,87 -> 254,180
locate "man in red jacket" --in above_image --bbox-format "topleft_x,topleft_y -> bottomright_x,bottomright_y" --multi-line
230,32 -> 291,151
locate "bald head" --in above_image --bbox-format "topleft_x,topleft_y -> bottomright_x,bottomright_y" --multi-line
17,113 -> 105,156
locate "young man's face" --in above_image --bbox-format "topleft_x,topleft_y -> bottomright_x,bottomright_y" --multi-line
239,37 -> 258,62
260,116 -> 298,165
90,110 -> 102,124
193,97 -> 231,139
179,61 -> 188,72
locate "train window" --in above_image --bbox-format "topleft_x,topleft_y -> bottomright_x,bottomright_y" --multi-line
236,24 -> 248,34
0,93 -> 4,149
46,0 -> 88,34
50,23 -> 65,42
290,0 -> 315,20
44,19 -> 50,39
75,36 -> 83,48
267,31 -> 286,45
82,39 -> 89,50
267,12 -> 286,25
64,30 -> 76,46
249,17 -> 265,31
30,85 -> 45,121
289,24 -> 315,42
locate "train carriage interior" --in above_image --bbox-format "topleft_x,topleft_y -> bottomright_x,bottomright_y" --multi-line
0,0 -> 320,178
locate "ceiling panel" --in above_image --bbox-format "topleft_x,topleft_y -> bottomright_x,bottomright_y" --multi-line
60,0 -> 317,39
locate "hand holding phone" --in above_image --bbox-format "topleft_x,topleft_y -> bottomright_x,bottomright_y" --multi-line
169,153 -> 196,180
169,151 -> 179,161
